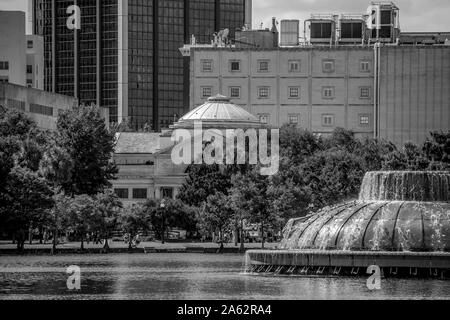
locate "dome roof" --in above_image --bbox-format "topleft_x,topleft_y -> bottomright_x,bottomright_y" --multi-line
171,94 -> 262,130
281,171 -> 450,252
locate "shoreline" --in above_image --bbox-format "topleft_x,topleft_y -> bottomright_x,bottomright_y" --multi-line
0,241 -> 278,256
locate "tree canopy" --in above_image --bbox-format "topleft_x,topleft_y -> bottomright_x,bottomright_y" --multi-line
55,104 -> 117,196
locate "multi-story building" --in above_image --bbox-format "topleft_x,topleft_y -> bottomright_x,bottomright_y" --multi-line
0,83 -> 78,130
189,46 -> 375,138
0,11 -> 27,87
32,0 -> 252,131
186,1 -> 450,146
26,35 -> 44,90
112,132 -> 186,206
111,94 -> 261,205
0,11 -> 45,91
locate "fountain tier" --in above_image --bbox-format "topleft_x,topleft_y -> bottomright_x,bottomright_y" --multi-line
247,171 -> 450,278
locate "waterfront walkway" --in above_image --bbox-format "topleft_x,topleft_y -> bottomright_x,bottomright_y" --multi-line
0,240 -> 277,255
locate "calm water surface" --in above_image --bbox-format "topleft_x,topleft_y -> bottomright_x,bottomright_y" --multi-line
0,254 -> 449,300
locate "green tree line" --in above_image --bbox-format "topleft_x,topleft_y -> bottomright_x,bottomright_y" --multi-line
0,105 -> 448,252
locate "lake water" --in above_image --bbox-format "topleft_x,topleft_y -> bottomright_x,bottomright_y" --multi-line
0,254 -> 449,300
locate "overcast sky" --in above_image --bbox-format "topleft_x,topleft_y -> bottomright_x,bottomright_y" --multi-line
0,0 -> 449,34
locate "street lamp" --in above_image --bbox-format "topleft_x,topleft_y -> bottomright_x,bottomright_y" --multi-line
160,199 -> 166,244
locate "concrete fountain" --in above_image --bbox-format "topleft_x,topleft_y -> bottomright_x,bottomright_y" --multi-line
246,171 -> 450,278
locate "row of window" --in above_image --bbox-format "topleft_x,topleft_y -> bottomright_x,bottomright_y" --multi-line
30,103 -> 53,117
258,114 -> 371,127
0,61 -> 9,70
201,86 -> 372,100
114,187 -> 174,200
201,59 -> 371,74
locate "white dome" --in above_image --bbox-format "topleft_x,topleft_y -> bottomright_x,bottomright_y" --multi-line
171,94 -> 262,130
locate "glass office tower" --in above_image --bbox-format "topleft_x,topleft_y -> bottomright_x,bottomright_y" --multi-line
32,0 -> 251,130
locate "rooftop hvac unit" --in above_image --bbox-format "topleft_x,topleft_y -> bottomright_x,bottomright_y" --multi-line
339,15 -> 366,44
366,2 -> 400,43
306,14 -> 338,45
280,20 -> 300,46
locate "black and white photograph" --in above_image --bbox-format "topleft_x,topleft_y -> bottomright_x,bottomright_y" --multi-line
0,0 -> 449,309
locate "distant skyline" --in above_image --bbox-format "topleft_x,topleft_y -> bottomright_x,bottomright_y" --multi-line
0,0 -> 449,35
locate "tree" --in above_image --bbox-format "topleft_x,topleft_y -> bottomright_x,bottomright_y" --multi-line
1,167 -> 54,251
423,131 -> 450,168
39,142 -> 74,189
0,108 -> 36,138
65,195 -> 97,250
0,137 -> 20,185
91,191 -> 122,251
119,205 -> 151,250
46,192 -> 72,252
56,104 -> 118,196
298,150 -> 365,210
355,138 -> 397,172
202,192 -> 234,252
39,141 -> 74,252
177,164 -> 235,207
144,199 -> 196,244
279,125 -> 323,166
230,168 -> 276,249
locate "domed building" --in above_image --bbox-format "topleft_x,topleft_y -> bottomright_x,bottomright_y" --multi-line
170,94 -> 263,131
111,95 -> 262,207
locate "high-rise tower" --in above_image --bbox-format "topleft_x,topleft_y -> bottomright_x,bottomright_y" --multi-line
32,0 -> 252,131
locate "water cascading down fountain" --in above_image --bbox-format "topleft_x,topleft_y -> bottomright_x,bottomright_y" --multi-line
246,171 -> 450,278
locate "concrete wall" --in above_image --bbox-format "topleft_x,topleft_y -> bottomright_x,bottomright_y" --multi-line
0,83 -> 78,130
378,46 -> 450,146
0,11 -> 26,87
191,47 -> 374,136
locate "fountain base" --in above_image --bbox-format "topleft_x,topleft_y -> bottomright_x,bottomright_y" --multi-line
246,250 -> 450,279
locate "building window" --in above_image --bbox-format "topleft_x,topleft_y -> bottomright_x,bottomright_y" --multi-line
289,114 -> 299,125
7,99 -> 25,111
202,60 -> 213,72
0,76 -> 8,84
360,115 -> 370,126
161,187 -> 174,199
230,86 -> 241,98
259,114 -> 269,124
27,40 -> 33,49
360,87 -> 371,99
27,79 -> 33,88
201,86 -> 212,98
133,188 -> 148,199
289,60 -> 301,72
322,87 -> 335,99
288,87 -> 300,99
322,60 -> 335,73
0,61 -> 9,70
258,87 -> 270,99
27,65 -> 33,74
360,60 -> 371,72
230,60 -> 241,72
258,60 -> 269,72
30,103 -> 53,116
322,115 -> 335,127
114,188 -> 129,199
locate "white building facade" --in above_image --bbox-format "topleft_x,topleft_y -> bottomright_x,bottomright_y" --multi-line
189,46 -> 375,138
